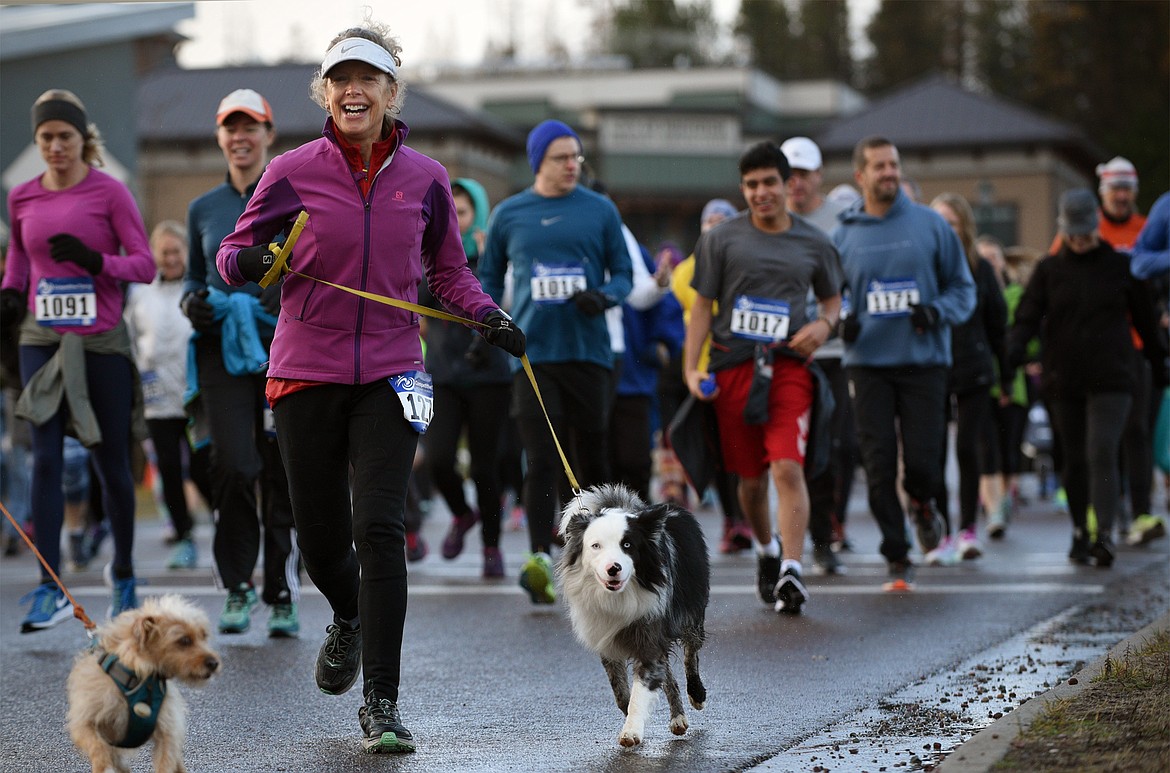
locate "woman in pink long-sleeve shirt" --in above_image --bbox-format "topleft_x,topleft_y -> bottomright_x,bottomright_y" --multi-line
1,89 -> 155,632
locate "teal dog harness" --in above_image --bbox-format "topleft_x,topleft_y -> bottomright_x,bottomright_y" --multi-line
96,649 -> 167,748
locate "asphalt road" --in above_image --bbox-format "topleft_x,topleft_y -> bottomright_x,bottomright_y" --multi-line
2,477 -> 1167,773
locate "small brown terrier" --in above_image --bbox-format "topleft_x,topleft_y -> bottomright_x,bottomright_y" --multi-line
67,594 -> 220,773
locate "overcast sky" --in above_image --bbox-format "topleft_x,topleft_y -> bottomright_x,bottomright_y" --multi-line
176,0 -> 878,72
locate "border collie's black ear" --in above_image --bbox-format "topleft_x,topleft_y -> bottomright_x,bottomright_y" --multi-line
635,503 -> 670,542
561,510 -> 594,566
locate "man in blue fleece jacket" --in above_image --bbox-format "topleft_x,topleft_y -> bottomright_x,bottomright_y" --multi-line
832,136 -> 975,591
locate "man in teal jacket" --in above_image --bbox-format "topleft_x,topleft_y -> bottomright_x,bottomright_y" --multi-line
478,119 -> 632,605
833,136 -> 975,592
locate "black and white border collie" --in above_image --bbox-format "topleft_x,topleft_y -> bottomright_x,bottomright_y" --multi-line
556,484 -> 710,747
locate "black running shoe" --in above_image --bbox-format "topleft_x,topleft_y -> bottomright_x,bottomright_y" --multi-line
1068,530 -> 1091,565
812,543 -> 844,575
774,567 -> 809,615
316,620 -> 362,695
756,555 -> 780,605
359,695 -> 416,754
911,499 -> 944,553
882,558 -> 916,592
1089,538 -> 1115,568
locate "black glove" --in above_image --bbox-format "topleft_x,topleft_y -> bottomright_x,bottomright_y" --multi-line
909,303 -> 940,331
839,315 -> 861,344
180,289 -> 216,332
236,245 -> 278,285
482,309 -> 525,357
259,280 -> 282,318
0,289 -> 27,328
464,336 -> 492,369
571,289 -> 609,317
48,233 -> 103,275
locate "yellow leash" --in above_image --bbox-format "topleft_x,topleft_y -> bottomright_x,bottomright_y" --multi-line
266,211 -> 581,495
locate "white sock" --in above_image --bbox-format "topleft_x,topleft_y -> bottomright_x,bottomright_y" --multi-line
755,536 -> 780,558
781,559 -> 803,576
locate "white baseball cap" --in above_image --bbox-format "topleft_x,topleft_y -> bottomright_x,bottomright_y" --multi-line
216,89 -> 273,126
320,37 -> 398,79
780,136 -> 823,171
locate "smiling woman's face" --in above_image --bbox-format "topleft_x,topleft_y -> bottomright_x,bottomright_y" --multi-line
324,61 -> 396,147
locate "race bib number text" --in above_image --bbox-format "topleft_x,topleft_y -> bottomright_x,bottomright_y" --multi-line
730,295 -> 791,342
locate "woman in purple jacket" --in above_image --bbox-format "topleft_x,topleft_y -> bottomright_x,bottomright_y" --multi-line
216,22 -> 524,755
1,90 -> 156,631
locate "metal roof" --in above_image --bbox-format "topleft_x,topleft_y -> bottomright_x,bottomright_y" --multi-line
0,3 -> 193,61
136,64 -> 525,147
815,73 -> 1101,158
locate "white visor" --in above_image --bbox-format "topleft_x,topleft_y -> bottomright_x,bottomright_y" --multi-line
321,37 -> 398,79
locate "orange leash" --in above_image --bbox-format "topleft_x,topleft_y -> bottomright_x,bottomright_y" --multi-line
1,498 -> 97,633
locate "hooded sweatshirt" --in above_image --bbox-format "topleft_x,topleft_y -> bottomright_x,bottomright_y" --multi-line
833,190 -> 976,368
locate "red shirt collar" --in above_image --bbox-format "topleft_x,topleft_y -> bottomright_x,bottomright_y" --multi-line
334,121 -> 399,195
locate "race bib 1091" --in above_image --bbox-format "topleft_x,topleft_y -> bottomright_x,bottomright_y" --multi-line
35,276 -> 96,327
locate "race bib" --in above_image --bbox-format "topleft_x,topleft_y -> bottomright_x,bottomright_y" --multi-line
865,278 -> 919,317
34,276 -> 96,328
730,295 -> 790,342
390,370 -> 434,434
262,399 -> 277,439
140,370 -> 165,410
530,263 -> 586,305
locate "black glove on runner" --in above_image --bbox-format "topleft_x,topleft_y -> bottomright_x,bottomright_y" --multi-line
48,234 -> 103,275
181,289 -> 216,332
571,289 -> 609,317
483,309 -> 526,357
0,289 -> 27,328
839,315 -> 861,344
236,245 -> 278,285
909,303 -> 940,332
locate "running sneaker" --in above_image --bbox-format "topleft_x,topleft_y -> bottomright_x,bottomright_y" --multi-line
359,694 -> 416,754
166,538 -> 198,570
1127,514 -> 1167,546
218,583 -> 258,634
925,535 -> 960,566
405,532 -> 428,563
316,620 -> 362,695
812,543 -> 845,575
756,554 -> 781,605
1068,530 -> 1092,565
441,509 -> 481,560
1089,538 -> 1115,569
518,552 -> 556,605
482,547 -> 505,578
956,527 -> 983,560
20,583 -> 73,633
882,559 -> 916,592
910,498 -> 944,553
267,601 -> 300,638
109,575 -> 139,619
774,567 -> 809,615
103,562 -> 140,618
987,498 -> 1010,540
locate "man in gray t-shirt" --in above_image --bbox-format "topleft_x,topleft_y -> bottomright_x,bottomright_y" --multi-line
684,141 -> 843,617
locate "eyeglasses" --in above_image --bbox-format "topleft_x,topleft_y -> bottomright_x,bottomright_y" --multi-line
546,153 -> 585,167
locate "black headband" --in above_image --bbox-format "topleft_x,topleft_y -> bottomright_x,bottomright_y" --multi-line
32,99 -> 88,139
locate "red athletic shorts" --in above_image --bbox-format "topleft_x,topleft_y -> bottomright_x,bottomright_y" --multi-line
713,356 -> 812,477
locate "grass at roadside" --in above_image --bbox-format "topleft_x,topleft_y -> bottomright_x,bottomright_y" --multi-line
993,630 -> 1170,771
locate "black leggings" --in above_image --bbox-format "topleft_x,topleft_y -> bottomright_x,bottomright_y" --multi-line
21,346 -> 136,581
1049,392 -> 1133,539
426,383 -> 511,548
512,363 -> 611,554
954,387 -> 1001,531
274,381 -> 416,702
146,417 -> 207,540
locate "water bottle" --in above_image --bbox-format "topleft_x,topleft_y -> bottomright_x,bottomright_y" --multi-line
699,374 -> 717,398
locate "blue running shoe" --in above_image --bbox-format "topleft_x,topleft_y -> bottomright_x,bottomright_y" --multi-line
108,573 -> 139,618
166,538 -> 197,570
20,583 -> 73,633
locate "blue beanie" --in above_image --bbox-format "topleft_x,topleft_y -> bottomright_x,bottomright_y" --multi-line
526,119 -> 580,174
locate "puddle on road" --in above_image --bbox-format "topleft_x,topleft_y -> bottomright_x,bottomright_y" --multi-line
753,573 -> 1169,773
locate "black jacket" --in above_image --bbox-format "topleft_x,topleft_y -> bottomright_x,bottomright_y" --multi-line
1007,241 -> 1166,399
949,257 -> 1007,394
